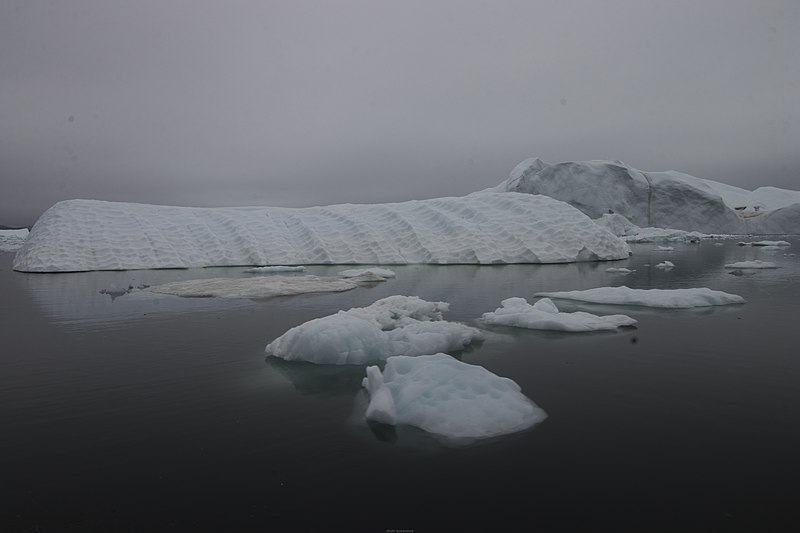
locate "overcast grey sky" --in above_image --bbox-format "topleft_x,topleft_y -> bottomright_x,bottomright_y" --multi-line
1,0 -> 798,226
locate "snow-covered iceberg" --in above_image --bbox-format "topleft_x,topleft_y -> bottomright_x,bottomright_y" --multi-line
13,193 -> 631,272
265,296 -> 482,365
480,297 -> 636,332
363,353 -> 547,440
535,286 -> 745,308
501,158 -> 800,234
0,228 -> 29,252
149,275 -> 357,298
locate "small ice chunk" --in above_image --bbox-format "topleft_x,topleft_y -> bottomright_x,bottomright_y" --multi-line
656,246 -> 674,251
724,260 -> 779,269
363,354 -> 547,440
363,365 -> 396,425
535,286 -> 745,308
655,261 -> 674,269
605,267 -> 634,274
245,265 -> 307,273
265,295 -> 482,364
752,240 -> 790,247
338,268 -> 396,279
481,297 -> 637,332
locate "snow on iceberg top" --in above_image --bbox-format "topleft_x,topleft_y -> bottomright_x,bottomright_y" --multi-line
13,194 -> 631,272
363,353 -> 547,441
534,286 -> 745,308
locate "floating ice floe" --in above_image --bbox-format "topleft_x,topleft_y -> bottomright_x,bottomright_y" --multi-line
605,267 -> 634,274
265,295 -> 482,365
739,240 -> 791,247
480,297 -> 636,332
338,268 -> 397,281
535,286 -> 745,308
13,193 -> 631,272
656,246 -> 674,251
655,261 -> 675,269
752,240 -> 791,247
149,275 -> 357,298
363,353 -> 547,440
724,260 -> 779,269
0,228 -> 29,252
245,265 -> 307,273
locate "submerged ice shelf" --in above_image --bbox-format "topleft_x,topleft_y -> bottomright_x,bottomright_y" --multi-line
13,193 -> 631,272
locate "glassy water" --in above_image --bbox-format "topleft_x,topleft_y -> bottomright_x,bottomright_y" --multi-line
1,238 -> 799,532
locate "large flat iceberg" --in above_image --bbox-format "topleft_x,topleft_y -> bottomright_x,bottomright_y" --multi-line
265,295 -> 482,365
363,353 -> 547,440
480,297 -> 637,332
535,286 -> 745,308
501,158 -> 800,234
13,193 -> 631,272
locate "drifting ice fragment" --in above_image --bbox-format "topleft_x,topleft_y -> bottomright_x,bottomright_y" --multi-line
535,286 -> 745,308
363,354 -> 547,440
724,260 -> 778,269
338,268 -> 397,280
480,297 -> 636,332
265,295 -> 482,364
605,267 -> 634,274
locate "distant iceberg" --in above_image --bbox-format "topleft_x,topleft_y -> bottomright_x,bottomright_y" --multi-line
14,193 -> 630,272
265,295 -> 482,365
363,353 -> 547,441
500,158 -> 800,234
0,228 -> 29,252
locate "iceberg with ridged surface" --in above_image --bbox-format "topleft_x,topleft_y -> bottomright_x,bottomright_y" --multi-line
13,193 -> 631,272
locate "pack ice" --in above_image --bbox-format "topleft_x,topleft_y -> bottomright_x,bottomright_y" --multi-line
265,296 -> 482,365
363,353 -> 547,441
13,193 -> 630,272
500,158 -> 800,234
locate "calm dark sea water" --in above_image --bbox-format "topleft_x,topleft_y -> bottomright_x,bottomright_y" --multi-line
2,238 -> 799,532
